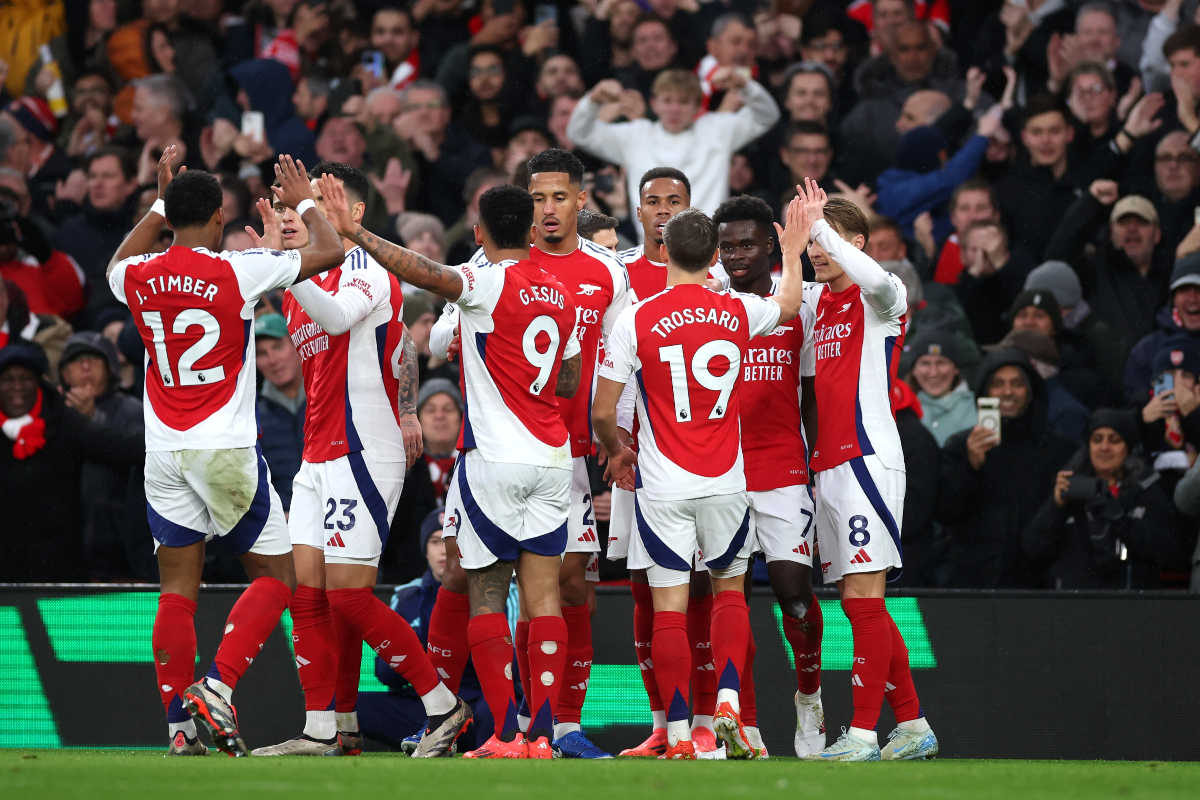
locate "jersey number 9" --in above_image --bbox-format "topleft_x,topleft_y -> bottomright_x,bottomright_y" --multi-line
522,315 -> 561,395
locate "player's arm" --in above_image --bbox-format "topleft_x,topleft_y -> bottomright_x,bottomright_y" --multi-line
107,145 -> 180,277
593,376 -> 635,491
555,318 -> 583,398
768,192 -> 809,323
274,156 -> 348,282
398,325 -> 423,467
316,174 -> 463,300
429,303 -> 459,358
804,179 -> 902,314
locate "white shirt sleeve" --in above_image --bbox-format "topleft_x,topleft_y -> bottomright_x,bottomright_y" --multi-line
107,255 -> 152,305
799,300 -> 816,378
287,261 -> 387,336
563,311 -> 582,360
449,261 -> 504,312
810,219 -> 907,319
228,248 -> 303,297
722,79 -> 782,152
601,260 -> 633,339
737,292 -> 783,338
429,302 -> 460,358
616,379 -> 636,433
565,96 -> 637,166
598,306 -> 637,385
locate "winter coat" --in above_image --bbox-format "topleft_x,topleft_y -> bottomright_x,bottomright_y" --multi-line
995,161 -> 1083,261
381,456 -> 440,585
892,384 -> 940,587
0,383 -> 144,582
224,59 -> 318,168
917,382 -> 975,447
52,195 -> 138,329
257,387 -> 305,511
1124,307 -> 1200,403
952,246 -> 1038,345
936,350 -> 1078,588
875,135 -> 989,242
1023,453 -> 1178,589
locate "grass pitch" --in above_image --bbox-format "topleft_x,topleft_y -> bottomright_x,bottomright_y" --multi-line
1,751 -> 1197,800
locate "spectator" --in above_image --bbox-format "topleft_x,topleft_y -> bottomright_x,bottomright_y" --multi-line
1045,3 -> 1137,96
395,80 -> 492,227
442,166 -> 508,263
25,0 -> 117,95
932,179 -> 1001,285
904,327 -> 976,447
0,173 -> 86,319
372,7 -> 422,90
1170,442 -> 1200,590
937,347 -> 1078,588
459,45 -> 514,151
292,74 -> 330,131
889,378 -> 941,588
546,94 -> 580,153
403,293 -> 456,385
696,14 -> 758,108
614,15 -> 687,102
220,59 -> 319,170
1151,130 -> 1200,257
254,313 -> 304,513
953,218 -> 1038,345
53,147 -> 140,326
108,0 -> 217,108
501,116 -> 553,179
776,121 -> 836,207
798,10 -> 858,118
579,0 -> 643,86
125,73 -> 203,176
2,97 -> 74,220
1024,408 -> 1178,589
0,344 -> 143,582
397,213 -> 446,264
383,378 -> 462,584
995,327 -> 1092,441
568,68 -> 779,218
778,62 -> 837,128
1024,259 -> 1129,393
1046,182 -> 1174,348
893,88 -> 952,137
0,279 -> 73,381
1140,0 -> 1200,93
1137,333 -> 1200,477
57,331 -> 150,581
1063,62 -> 1120,161
60,72 -> 118,159
528,54 -> 585,120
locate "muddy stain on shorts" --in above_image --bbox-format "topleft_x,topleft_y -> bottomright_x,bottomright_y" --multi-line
184,448 -> 256,532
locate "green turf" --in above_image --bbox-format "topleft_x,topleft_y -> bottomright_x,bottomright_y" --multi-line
0,751 -> 1196,800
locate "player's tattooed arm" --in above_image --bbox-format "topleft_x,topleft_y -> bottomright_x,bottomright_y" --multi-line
318,174 -> 464,299
467,559 -> 515,616
108,145 -> 181,276
398,326 -> 423,468
555,353 -> 582,398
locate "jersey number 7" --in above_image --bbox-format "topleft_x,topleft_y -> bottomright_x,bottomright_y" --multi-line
659,341 -> 741,422
141,309 -> 226,388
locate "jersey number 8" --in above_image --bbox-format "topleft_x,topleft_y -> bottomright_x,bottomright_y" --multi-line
659,341 -> 741,422
141,309 -> 225,388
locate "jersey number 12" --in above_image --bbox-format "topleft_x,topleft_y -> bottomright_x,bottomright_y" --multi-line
141,309 -> 226,388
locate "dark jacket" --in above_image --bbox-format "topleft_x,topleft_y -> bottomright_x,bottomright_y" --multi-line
1022,452 -> 1178,589
1044,192 -> 1174,348
952,246 -> 1038,345
52,195 -> 138,329
893,393 -> 940,588
875,135 -> 989,241
1124,306 -> 1200,403
936,349 -> 1078,588
381,456 -> 441,585
995,161 -> 1083,261
412,125 -> 493,227
226,59 -> 318,168
257,388 -> 305,511
0,384 -> 144,582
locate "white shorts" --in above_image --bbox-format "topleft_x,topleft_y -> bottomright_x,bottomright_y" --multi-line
635,491 -> 755,588
145,445 -> 290,556
750,484 -> 815,566
606,486 -> 634,561
813,455 -> 904,583
442,449 -> 571,569
564,456 -> 600,554
289,450 -> 404,567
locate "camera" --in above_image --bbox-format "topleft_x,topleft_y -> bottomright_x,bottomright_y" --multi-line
1063,475 -> 1107,502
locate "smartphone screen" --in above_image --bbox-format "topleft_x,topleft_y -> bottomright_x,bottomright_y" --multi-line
1154,372 -> 1175,396
362,50 -> 384,80
977,398 -> 1001,442
241,110 -> 265,144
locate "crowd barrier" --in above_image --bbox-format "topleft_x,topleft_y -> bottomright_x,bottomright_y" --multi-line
1,586 -> 1196,760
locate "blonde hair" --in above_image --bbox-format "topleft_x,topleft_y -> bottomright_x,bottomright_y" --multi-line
651,69 -> 703,104
823,197 -> 870,245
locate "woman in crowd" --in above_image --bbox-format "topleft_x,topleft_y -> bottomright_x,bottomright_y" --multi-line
905,327 -> 975,447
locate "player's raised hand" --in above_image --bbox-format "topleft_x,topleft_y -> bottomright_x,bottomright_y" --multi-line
272,154 -> 314,210
800,177 -> 828,219
156,144 -> 184,199
246,198 -> 283,249
774,194 -> 810,255
317,173 -> 358,237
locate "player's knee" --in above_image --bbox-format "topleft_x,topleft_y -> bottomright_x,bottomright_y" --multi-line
559,569 -> 588,606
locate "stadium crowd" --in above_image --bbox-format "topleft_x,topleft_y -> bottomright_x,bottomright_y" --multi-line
6,0 -> 1200,595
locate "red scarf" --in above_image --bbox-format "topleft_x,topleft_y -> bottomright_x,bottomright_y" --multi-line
424,452 -> 457,501
0,388 -> 45,459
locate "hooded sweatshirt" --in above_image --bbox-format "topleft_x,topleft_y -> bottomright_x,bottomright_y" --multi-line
224,59 -> 318,169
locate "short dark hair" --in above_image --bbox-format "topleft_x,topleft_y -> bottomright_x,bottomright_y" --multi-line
478,185 -> 534,249
468,44 -> 507,66
869,215 -> 904,238
577,209 -> 619,240
86,146 -> 136,181
309,161 -> 370,206
663,208 -> 717,272
632,13 -> 673,39
372,5 -> 415,27
823,197 -> 870,245
526,148 -> 585,186
1165,24 -> 1200,60
785,120 -> 831,146
163,170 -> 223,229
712,194 -> 774,232
950,179 -> 997,213
1022,92 -> 1070,127
463,166 -> 509,204
638,167 -> 691,200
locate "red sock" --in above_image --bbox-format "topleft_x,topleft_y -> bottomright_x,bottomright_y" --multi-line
291,585 -> 337,712
327,587 -> 440,696
652,611 -> 691,725
153,593 -> 197,722
526,615 -> 567,736
884,613 -> 922,723
741,628 -> 757,727
687,594 -> 715,717
331,609 -> 361,713
842,598 -> 892,731
631,581 -> 662,714
468,612 -> 518,737
711,590 -> 749,701
514,619 -> 532,710
208,576 -> 291,690
427,588 -> 471,694
557,604 -> 592,724
783,598 -> 823,695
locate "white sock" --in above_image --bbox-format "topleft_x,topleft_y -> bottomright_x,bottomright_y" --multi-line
652,710 -> 667,730
336,711 -> 359,733
303,710 -> 336,740
849,726 -> 878,745
716,688 -> 740,713
168,720 -> 197,739
898,717 -> 931,733
666,720 -> 690,746
419,682 -> 456,717
206,677 -> 233,704
691,714 -> 714,733
517,713 -> 530,733
553,722 -> 581,739
798,687 -> 821,703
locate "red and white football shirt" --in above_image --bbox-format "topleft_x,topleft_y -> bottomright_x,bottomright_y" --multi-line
449,257 -> 581,468
109,246 -> 301,451
600,283 -> 781,501
740,278 -> 816,492
282,246 -> 406,465
620,244 -> 668,302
